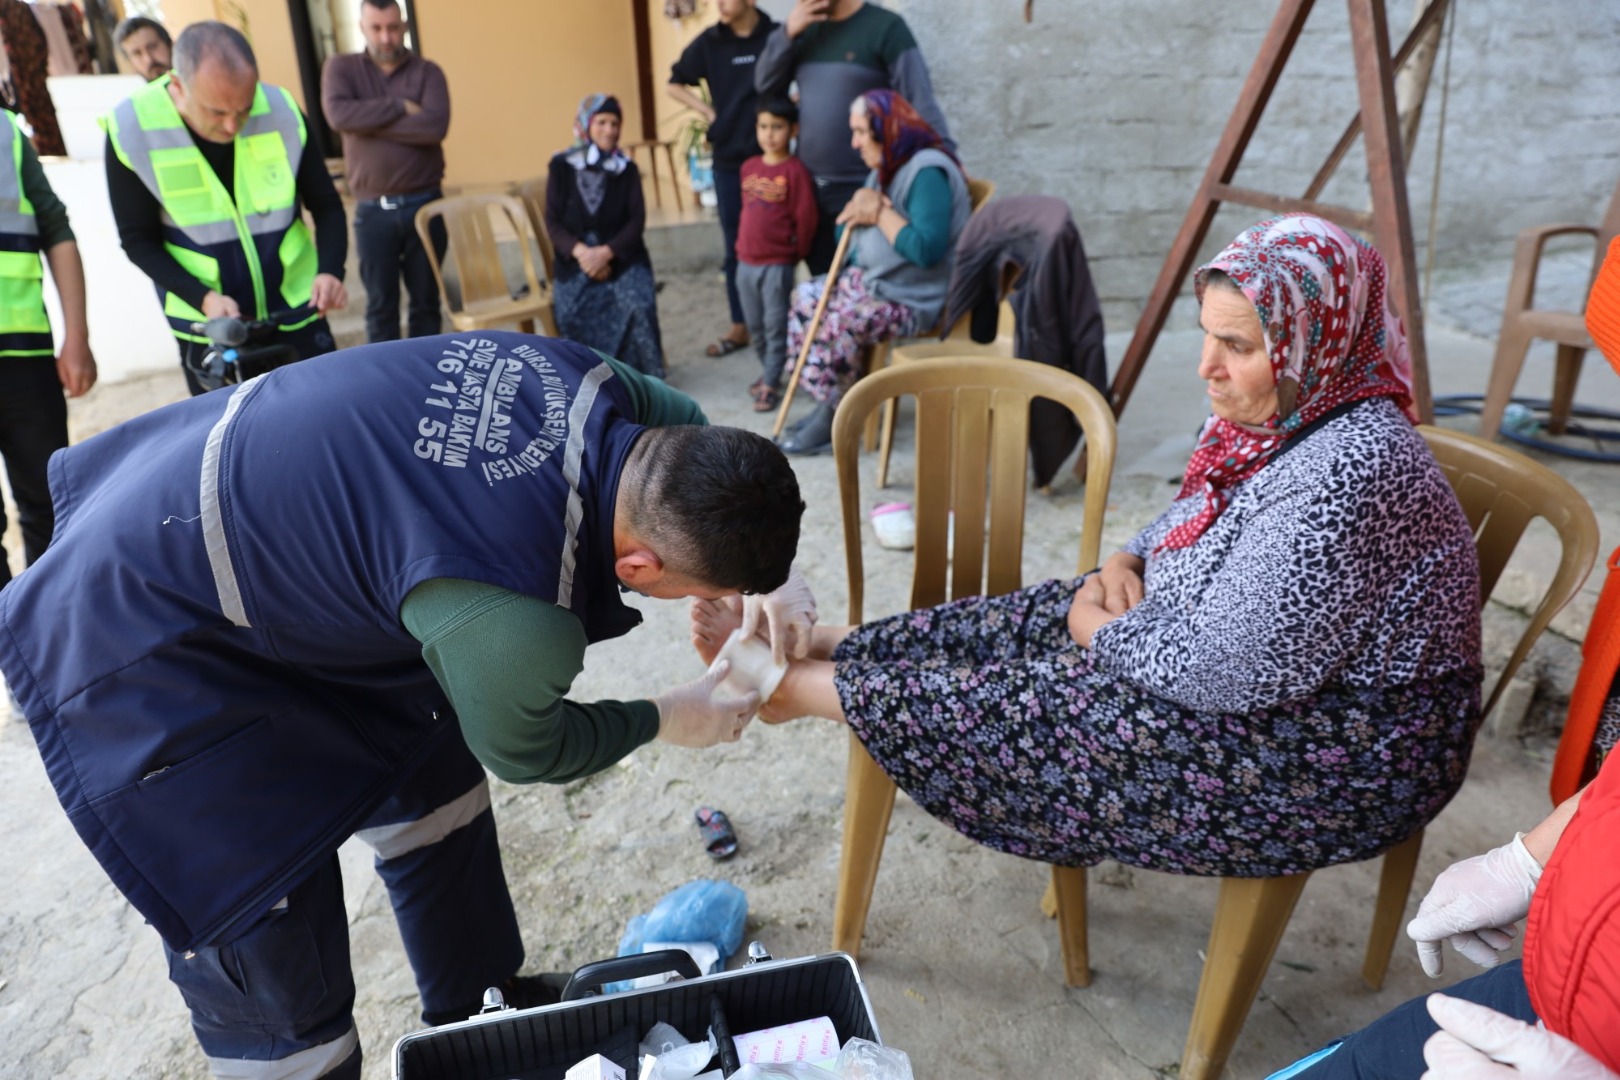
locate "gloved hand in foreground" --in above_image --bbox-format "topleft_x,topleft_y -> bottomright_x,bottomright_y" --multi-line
654,660 -> 761,748
1408,833 -> 1543,977
1422,993 -> 1617,1079
740,565 -> 818,667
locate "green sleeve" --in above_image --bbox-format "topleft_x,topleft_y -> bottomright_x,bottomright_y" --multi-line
19,137 -> 74,249
597,353 -> 708,426
400,578 -> 660,784
891,167 -> 953,268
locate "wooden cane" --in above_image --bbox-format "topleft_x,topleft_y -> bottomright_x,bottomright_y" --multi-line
773,226 -> 855,438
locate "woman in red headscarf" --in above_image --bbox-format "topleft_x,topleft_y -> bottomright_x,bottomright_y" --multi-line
701,213 -> 1484,885
776,89 -> 971,455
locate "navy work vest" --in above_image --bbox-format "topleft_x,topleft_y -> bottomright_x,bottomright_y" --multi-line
0,333 -> 645,951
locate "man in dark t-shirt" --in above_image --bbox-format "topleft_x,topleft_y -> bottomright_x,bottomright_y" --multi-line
668,0 -> 776,357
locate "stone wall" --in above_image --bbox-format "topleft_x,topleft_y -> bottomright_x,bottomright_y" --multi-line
761,0 -> 1620,330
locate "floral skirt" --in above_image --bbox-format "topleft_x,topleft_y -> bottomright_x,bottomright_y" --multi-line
785,268 -> 916,405
832,578 -> 1481,878
554,258 -> 665,378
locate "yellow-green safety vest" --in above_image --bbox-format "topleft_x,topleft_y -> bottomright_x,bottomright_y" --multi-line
102,76 -> 319,343
0,112 -> 52,358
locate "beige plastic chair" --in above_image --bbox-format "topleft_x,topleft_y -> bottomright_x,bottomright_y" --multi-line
415,193 -> 558,336
1060,424 -> 1598,1080
875,269 -> 1020,488
1479,178 -> 1620,440
829,354 -> 1117,993
510,176 -> 558,286
627,140 -> 683,211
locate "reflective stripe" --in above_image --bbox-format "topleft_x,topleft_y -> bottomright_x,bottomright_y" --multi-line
556,362 -> 614,609
162,214 -> 243,247
204,1024 -> 358,1080
244,205 -> 296,236
354,780 -> 491,861
0,117 -> 36,237
199,377 -> 266,628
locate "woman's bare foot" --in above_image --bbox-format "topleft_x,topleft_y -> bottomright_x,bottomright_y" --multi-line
690,595 -> 746,666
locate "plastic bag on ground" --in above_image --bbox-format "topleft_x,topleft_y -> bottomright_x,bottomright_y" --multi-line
836,1038 -> 913,1080
616,881 -> 748,971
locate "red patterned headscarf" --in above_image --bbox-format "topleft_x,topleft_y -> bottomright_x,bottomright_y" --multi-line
1159,214 -> 1417,551
857,89 -> 957,189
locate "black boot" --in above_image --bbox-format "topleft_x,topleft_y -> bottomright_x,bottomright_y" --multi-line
778,401 -> 836,455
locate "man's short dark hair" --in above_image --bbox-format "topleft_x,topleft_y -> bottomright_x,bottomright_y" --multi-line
360,0 -> 402,10
173,21 -> 256,82
757,96 -> 798,125
114,15 -> 171,50
622,426 -> 803,595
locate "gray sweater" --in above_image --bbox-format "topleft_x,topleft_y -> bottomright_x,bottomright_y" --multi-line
754,4 -> 955,185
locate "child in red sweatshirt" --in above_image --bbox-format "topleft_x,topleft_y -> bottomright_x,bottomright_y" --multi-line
736,97 -> 818,411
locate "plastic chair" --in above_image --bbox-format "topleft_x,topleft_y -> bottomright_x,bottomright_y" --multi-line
415,194 -> 558,336
965,176 -> 995,211
1093,424 -> 1598,1080
510,176 -> 558,285
829,354 -> 1118,993
1479,178 -> 1620,440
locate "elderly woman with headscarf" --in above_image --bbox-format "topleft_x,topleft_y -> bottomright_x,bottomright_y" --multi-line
698,214 -> 1483,879
776,89 -> 970,455
544,93 -> 665,377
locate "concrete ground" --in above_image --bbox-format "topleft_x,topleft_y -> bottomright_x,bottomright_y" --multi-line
1,231 -> 1617,1079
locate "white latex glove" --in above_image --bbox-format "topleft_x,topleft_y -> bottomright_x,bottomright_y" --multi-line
1421,993 -> 1618,1079
1408,833 -> 1543,977
739,566 -> 818,667
653,660 -> 761,748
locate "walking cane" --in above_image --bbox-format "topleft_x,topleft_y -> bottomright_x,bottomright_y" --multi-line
772,226 -> 855,438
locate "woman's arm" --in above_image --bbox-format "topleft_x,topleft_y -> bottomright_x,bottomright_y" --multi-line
886,166 -> 953,266
605,164 -> 647,266
543,157 -> 582,262
1090,436 -> 1465,714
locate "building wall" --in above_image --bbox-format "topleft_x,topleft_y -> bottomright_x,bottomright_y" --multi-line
881,0 -> 1620,328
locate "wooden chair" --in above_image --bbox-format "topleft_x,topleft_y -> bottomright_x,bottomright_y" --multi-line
1479,178 -> 1620,440
627,140 -> 683,211
829,354 -> 1118,994
415,194 -> 558,336
509,176 -> 558,285
1057,424 -> 1597,1080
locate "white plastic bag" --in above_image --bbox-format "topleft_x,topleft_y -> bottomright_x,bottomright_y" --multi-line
836,1038 -> 913,1080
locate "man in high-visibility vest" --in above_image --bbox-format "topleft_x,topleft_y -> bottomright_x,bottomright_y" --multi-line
0,109 -> 94,592
104,21 -> 348,395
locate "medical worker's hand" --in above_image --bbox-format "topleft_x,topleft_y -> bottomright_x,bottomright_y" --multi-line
654,661 -> 760,749
740,566 -> 818,666
1408,834 -> 1542,977
1422,994 -> 1617,1079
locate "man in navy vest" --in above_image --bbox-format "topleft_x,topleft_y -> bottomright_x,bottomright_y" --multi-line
0,332 -> 806,1079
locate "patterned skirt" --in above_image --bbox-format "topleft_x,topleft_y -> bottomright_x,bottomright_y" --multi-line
832,578 -> 1481,878
554,258 -> 665,378
785,268 -> 916,405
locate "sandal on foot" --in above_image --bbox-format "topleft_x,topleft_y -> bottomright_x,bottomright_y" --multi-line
706,337 -> 748,358
694,806 -> 738,860
751,384 -> 782,412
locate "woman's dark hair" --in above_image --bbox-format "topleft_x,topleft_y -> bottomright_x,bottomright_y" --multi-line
620,426 -> 803,595
757,96 -> 798,125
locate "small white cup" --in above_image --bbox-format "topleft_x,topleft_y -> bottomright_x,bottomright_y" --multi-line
710,629 -> 787,705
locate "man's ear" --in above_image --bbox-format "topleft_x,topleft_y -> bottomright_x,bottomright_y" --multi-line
614,546 -> 665,590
